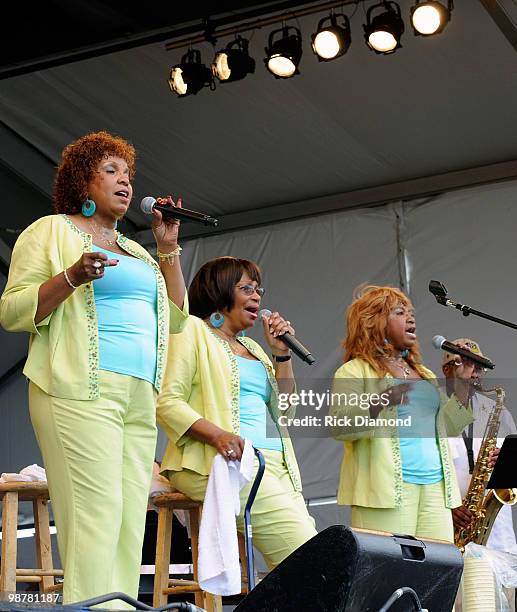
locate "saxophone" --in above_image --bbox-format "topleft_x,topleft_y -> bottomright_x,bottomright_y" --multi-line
454,384 -> 517,550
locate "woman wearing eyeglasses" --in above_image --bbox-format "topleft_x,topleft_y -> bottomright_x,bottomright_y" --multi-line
156,256 -> 317,569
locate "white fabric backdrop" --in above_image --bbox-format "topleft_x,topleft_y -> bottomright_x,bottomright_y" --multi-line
3,178 -> 517,532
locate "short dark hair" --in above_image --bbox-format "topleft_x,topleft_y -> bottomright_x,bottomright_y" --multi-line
188,257 -> 262,319
53,131 -> 136,214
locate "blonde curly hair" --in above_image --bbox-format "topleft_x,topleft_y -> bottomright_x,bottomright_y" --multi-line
342,284 -> 426,377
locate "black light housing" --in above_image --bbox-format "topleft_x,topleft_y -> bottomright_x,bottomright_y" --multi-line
264,25 -> 303,79
410,1 -> 453,36
363,1 -> 405,54
168,49 -> 213,97
311,13 -> 352,62
212,36 -> 256,83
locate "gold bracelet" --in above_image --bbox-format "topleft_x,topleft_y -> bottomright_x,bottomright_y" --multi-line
63,268 -> 78,289
157,245 -> 182,266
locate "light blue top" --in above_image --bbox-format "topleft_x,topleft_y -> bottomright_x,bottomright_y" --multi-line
237,356 -> 282,452
93,245 -> 158,384
397,378 -> 444,485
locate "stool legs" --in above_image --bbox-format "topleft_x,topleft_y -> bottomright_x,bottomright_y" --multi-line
152,503 -> 223,611
188,506 -> 203,609
33,498 -> 54,593
153,505 -> 173,607
1,491 -> 18,594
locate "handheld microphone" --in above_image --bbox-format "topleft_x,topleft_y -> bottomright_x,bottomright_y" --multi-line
259,309 -> 316,365
140,196 -> 219,227
432,335 -> 495,370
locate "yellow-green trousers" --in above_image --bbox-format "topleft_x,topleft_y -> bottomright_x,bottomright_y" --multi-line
351,479 -> 454,542
29,371 -> 157,606
167,448 -> 318,570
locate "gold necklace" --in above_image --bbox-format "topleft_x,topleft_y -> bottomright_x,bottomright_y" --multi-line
89,217 -> 117,247
214,328 -> 243,355
387,356 -> 411,379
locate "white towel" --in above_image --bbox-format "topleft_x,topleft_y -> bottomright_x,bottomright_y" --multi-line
198,439 -> 256,596
0,464 -> 47,483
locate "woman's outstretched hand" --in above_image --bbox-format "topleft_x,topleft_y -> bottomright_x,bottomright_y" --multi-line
67,251 -> 119,285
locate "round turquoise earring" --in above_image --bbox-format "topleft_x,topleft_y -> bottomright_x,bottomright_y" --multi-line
81,198 -> 96,217
400,349 -> 409,358
209,312 -> 224,328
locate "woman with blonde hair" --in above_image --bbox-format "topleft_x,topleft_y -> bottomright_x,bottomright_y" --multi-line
331,284 -> 474,541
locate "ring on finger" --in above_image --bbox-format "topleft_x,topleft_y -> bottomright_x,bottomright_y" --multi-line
95,268 -> 101,275
226,449 -> 236,457
93,260 -> 102,269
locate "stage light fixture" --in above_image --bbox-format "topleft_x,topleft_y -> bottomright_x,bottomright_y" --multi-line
168,49 -> 212,97
264,25 -> 303,78
212,36 -> 256,83
410,1 -> 452,36
311,13 -> 351,61
363,1 -> 405,54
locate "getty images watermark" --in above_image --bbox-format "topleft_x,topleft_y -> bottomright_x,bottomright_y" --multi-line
265,378 -> 430,439
275,389 -> 412,428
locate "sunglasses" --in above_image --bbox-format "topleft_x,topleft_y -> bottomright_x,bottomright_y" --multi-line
236,284 -> 265,297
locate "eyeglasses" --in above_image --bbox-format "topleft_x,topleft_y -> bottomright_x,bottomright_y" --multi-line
236,284 -> 265,297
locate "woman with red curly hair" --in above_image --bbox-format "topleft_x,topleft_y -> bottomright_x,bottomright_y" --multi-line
330,285 -> 473,541
0,131 -> 188,605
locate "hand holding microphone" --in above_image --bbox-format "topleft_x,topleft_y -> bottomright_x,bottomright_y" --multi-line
432,335 -> 495,370
261,310 -> 294,358
259,309 -> 316,365
140,196 -> 219,227
432,334 -> 494,406
149,195 -> 182,251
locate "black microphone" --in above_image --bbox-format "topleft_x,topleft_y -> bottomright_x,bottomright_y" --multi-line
140,196 -> 219,227
259,309 -> 316,365
432,335 -> 495,370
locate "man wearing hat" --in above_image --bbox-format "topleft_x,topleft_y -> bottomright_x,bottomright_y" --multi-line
443,339 -> 517,611
443,338 -> 517,553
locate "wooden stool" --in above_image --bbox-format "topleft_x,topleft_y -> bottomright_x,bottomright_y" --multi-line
0,482 -> 63,595
152,491 -> 249,612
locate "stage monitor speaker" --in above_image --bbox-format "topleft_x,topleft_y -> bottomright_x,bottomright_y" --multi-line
235,525 -> 463,612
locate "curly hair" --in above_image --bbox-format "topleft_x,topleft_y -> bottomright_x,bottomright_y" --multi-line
189,257 -> 262,319
53,131 -> 136,214
343,284 -> 425,377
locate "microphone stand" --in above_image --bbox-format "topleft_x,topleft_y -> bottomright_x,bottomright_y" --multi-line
429,280 -> 517,331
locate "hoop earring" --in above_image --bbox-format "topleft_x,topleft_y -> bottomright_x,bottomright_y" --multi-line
209,312 -> 224,328
81,198 -> 96,217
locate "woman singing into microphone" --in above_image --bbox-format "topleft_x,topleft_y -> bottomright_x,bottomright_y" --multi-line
330,285 -> 474,542
156,256 -> 317,569
0,131 -> 188,604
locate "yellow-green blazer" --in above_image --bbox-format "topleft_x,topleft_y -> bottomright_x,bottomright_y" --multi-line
157,315 -> 303,491
0,215 -> 188,400
331,358 -> 473,509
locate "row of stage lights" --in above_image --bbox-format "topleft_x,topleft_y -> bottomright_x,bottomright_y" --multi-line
168,0 -> 453,97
